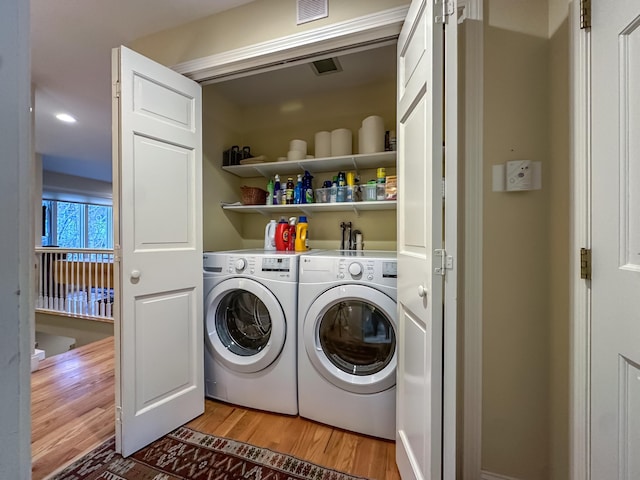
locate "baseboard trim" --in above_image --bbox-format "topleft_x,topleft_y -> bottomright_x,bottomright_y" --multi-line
31,348 -> 45,372
481,471 -> 521,480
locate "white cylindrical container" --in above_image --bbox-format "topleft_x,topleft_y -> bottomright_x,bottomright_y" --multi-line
289,139 -> 307,155
287,150 -> 305,161
358,127 -> 363,154
314,131 -> 331,158
331,128 -> 352,156
360,115 -> 385,154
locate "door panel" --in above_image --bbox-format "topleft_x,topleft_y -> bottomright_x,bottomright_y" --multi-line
401,310 -> 429,476
133,75 -> 196,129
591,1 -> 640,478
395,1 -> 446,479
133,137 -> 194,247
112,45 -> 203,457
134,290 -> 195,411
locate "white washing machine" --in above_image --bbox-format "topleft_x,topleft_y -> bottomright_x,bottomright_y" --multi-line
297,250 -> 397,439
203,249 -> 299,415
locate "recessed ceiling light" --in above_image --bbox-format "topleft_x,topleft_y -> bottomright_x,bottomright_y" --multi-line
55,113 -> 77,123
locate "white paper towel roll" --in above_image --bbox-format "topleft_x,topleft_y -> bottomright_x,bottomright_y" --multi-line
287,150 -> 305,161
331,128 -> 352,156
361,115 -> 385,154
314,131 -> 331,158
289,139 -> 307,155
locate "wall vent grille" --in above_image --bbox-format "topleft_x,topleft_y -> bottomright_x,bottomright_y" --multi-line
297,0 -> 328,25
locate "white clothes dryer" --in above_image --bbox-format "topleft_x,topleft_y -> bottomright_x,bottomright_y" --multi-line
297,250 -> 397,439
203,249 -> 299,415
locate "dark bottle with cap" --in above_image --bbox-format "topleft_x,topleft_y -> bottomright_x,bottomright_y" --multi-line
285,177 -> 294,204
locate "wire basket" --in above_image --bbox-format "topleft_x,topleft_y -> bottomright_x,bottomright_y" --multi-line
240,186 -> 268,205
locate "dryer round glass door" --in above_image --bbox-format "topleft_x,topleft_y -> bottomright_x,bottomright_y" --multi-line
205,277 -> 286,373
303,284 -> 397,394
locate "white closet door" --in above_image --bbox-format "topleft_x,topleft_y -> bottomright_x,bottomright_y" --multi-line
395,0 -> 457,478
112,45 -> 203,457
591,2 -> 640,478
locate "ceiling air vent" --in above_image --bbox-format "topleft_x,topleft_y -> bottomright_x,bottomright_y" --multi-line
310,57 -> 342,76
297,0 -> 328,25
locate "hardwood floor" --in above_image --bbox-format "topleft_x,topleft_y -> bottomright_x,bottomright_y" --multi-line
31,336 -> 116,480
31,336 -> 400,480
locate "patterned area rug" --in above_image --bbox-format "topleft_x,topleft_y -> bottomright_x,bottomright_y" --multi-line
50,426 -> 368,479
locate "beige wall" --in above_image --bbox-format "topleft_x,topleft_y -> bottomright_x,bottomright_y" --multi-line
483,0 -> 551,478
204,76 -> 397,251
35,313 -> 113,349
482,28 -> 551,478
482,0 -> 570,479
202,87 -> 246,252
547,2 -> 570,480
130,0 -> 409,67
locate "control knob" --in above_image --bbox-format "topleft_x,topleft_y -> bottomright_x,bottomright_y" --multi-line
348,262 -> 362,276
235,258 -> 246,271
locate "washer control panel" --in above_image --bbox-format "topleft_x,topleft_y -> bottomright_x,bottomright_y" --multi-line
204,251 -> 299,282
226,255 -> 296,280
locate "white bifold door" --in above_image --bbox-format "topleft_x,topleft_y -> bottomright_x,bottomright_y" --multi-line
111,46 -> 204,457
395,0 -> 457,479
591,1 -> 640,478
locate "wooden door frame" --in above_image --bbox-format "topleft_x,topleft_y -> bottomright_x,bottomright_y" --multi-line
569,0 -> 591,478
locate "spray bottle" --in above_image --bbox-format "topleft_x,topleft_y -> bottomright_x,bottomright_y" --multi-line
294,174 -> 303,204
273,175 -> 281,205
303,170 -> 314,204
286,217 -> 297,251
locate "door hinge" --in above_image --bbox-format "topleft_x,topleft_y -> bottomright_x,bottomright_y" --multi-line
441,177 -> 446,200
435,0 -> 455,24
114,244 -> 122,263
113,80 -> 121,98
434,249 -> 454,276
580,248 -> 591,280
115,406 -> 122,424
579,0 -> 591,29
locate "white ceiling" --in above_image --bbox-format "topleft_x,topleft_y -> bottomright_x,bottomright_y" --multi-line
31,0 -> 396,183
31,0 -> 255,182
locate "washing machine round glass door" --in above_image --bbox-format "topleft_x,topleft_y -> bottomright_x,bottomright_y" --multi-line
303,284 -> 397,394
205,277 -> 286,373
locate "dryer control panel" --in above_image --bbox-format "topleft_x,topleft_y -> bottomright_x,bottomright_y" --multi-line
300,253 -> 397,290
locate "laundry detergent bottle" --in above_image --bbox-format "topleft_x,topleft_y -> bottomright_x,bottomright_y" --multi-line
275,217 -> 289,251
264,219 -> 277,250
295,216 -> 308,252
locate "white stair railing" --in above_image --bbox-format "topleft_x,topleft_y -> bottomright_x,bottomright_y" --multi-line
35,248 -> 115,321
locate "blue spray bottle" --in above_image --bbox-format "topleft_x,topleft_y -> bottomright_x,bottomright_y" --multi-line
273,174 -> 281,205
